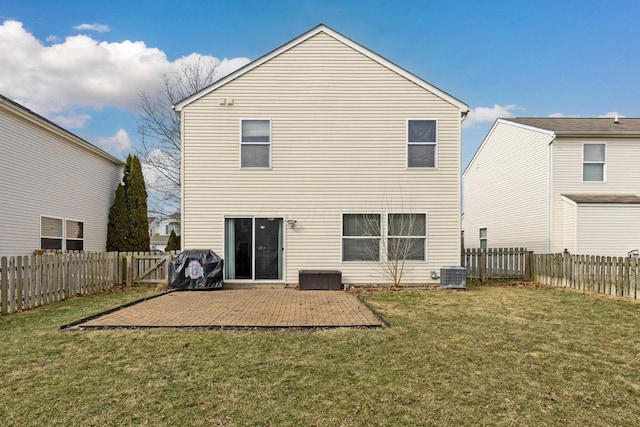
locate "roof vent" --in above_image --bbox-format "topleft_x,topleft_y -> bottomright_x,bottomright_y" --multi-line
614,115 -> 619,124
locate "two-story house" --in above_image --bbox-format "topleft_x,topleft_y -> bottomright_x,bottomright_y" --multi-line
174,24 -> 469,286
463,117 -> 640,257
148,213 -> 181,251
0,94 -> 124,256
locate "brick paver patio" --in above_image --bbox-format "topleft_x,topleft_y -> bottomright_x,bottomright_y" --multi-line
74,289 -> 385,329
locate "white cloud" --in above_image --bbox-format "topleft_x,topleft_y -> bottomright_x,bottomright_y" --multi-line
45,34 -> 59,43
598,111 -> 626,118
94,128 -> 131,154
549,112 -> 568,118
463,104 -> 522,128
73,23 -> 111,33
0,19 -> 250,129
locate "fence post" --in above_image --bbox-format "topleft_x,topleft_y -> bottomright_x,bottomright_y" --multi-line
126,254 -> 133,287
480,250 -> 487,283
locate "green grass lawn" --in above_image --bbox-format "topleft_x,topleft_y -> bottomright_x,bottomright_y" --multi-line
1,284 -> 640,426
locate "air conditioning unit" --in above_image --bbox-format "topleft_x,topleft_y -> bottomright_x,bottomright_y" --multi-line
440,266 -> 467,290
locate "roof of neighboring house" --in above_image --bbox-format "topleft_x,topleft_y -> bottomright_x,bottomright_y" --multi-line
0,93 -> 124,165
148,217 -> 158,225
562,194 -> 640,204
173,24 -> 469,114
504,117 -> 640,135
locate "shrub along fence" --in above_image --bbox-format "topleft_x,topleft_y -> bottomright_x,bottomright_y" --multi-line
1,251 -> 120,315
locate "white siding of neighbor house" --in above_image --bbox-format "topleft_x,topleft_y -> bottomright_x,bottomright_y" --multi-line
0,101 -> 123,256
181,31 -> 464,285
463,120 -> 553,252
574,205 -> 640,256
550,137 -> 640,254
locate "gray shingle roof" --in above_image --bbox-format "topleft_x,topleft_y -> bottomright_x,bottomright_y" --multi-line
504,117 -> 640,134
562,194 -> 640,204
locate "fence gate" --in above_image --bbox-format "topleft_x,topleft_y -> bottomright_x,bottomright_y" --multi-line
124,253 -> 171,286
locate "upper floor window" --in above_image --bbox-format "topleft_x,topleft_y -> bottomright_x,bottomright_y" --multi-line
241,119 -> 271,168
583,143 -> 606,182
407,119 -> 437,168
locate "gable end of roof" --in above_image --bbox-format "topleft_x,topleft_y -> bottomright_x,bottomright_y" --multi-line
173,24 -> 468,114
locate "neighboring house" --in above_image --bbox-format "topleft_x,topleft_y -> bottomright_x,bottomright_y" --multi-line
173,24 -> 469,286
148,213 -> 181,251
0,94 -> 124,256
463,117 -> 640,257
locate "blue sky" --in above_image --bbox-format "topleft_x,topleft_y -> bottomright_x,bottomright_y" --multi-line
1,0 -> 639,170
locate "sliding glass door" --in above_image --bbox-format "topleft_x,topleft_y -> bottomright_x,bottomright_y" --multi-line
224,217 -> 283,280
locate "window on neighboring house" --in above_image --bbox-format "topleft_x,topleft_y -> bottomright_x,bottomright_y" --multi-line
479,227 -> 487,249
342,214 -> 381,261
165,222 -> 180,235
241,119 -> 271,168
407,119 -> 437,168
387,213 -> 427,261
65,220 -> 84,251
41,216 -> 63,250
583,143 -> 606,182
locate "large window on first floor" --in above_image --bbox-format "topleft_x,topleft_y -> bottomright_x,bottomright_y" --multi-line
387,213 -> 427,261
224,217 -> 283,280
342,213 -> 381,261
41,216 -> 84,251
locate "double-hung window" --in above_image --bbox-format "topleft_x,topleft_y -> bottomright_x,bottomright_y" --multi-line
41,216 -> 63,250
342,214 -> 381,261
479,227 -> 487,249
387,213 -> 427,261
583,143 -> 605,182
65,219 -> 84,251
40,216 -> 84,251
407,119 -> 437,168
241,119 -> 271,168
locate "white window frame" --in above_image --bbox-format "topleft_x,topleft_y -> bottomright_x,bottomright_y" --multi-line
65,218 -> 85,251
386,213 -> 428,262
341,213 -> 382,262
240,119 -> 272,169
479,227 -> 487,249
582,142 -> 606,182
407,119 -> 438,169
40,215 -> 84,251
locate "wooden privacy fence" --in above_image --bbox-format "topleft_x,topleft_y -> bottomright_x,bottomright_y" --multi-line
463,248 -> 531,281
531,253 -> 640,299
1,252 -> 120,315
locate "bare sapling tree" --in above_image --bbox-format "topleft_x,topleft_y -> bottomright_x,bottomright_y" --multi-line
137,56 -> 220,215
354,195 -> 425,287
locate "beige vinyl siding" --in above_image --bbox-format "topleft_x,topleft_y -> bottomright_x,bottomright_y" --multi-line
182,32 -> 463,285
574,205 -> 640,256
463,121 -> 552,252
550,137 -> 640,253
0,103 -> 123,256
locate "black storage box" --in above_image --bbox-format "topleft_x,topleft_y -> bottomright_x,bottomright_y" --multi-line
298,270 -> 342,290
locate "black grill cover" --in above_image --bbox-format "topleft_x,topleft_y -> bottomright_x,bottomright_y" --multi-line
168,250 -> 224,290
